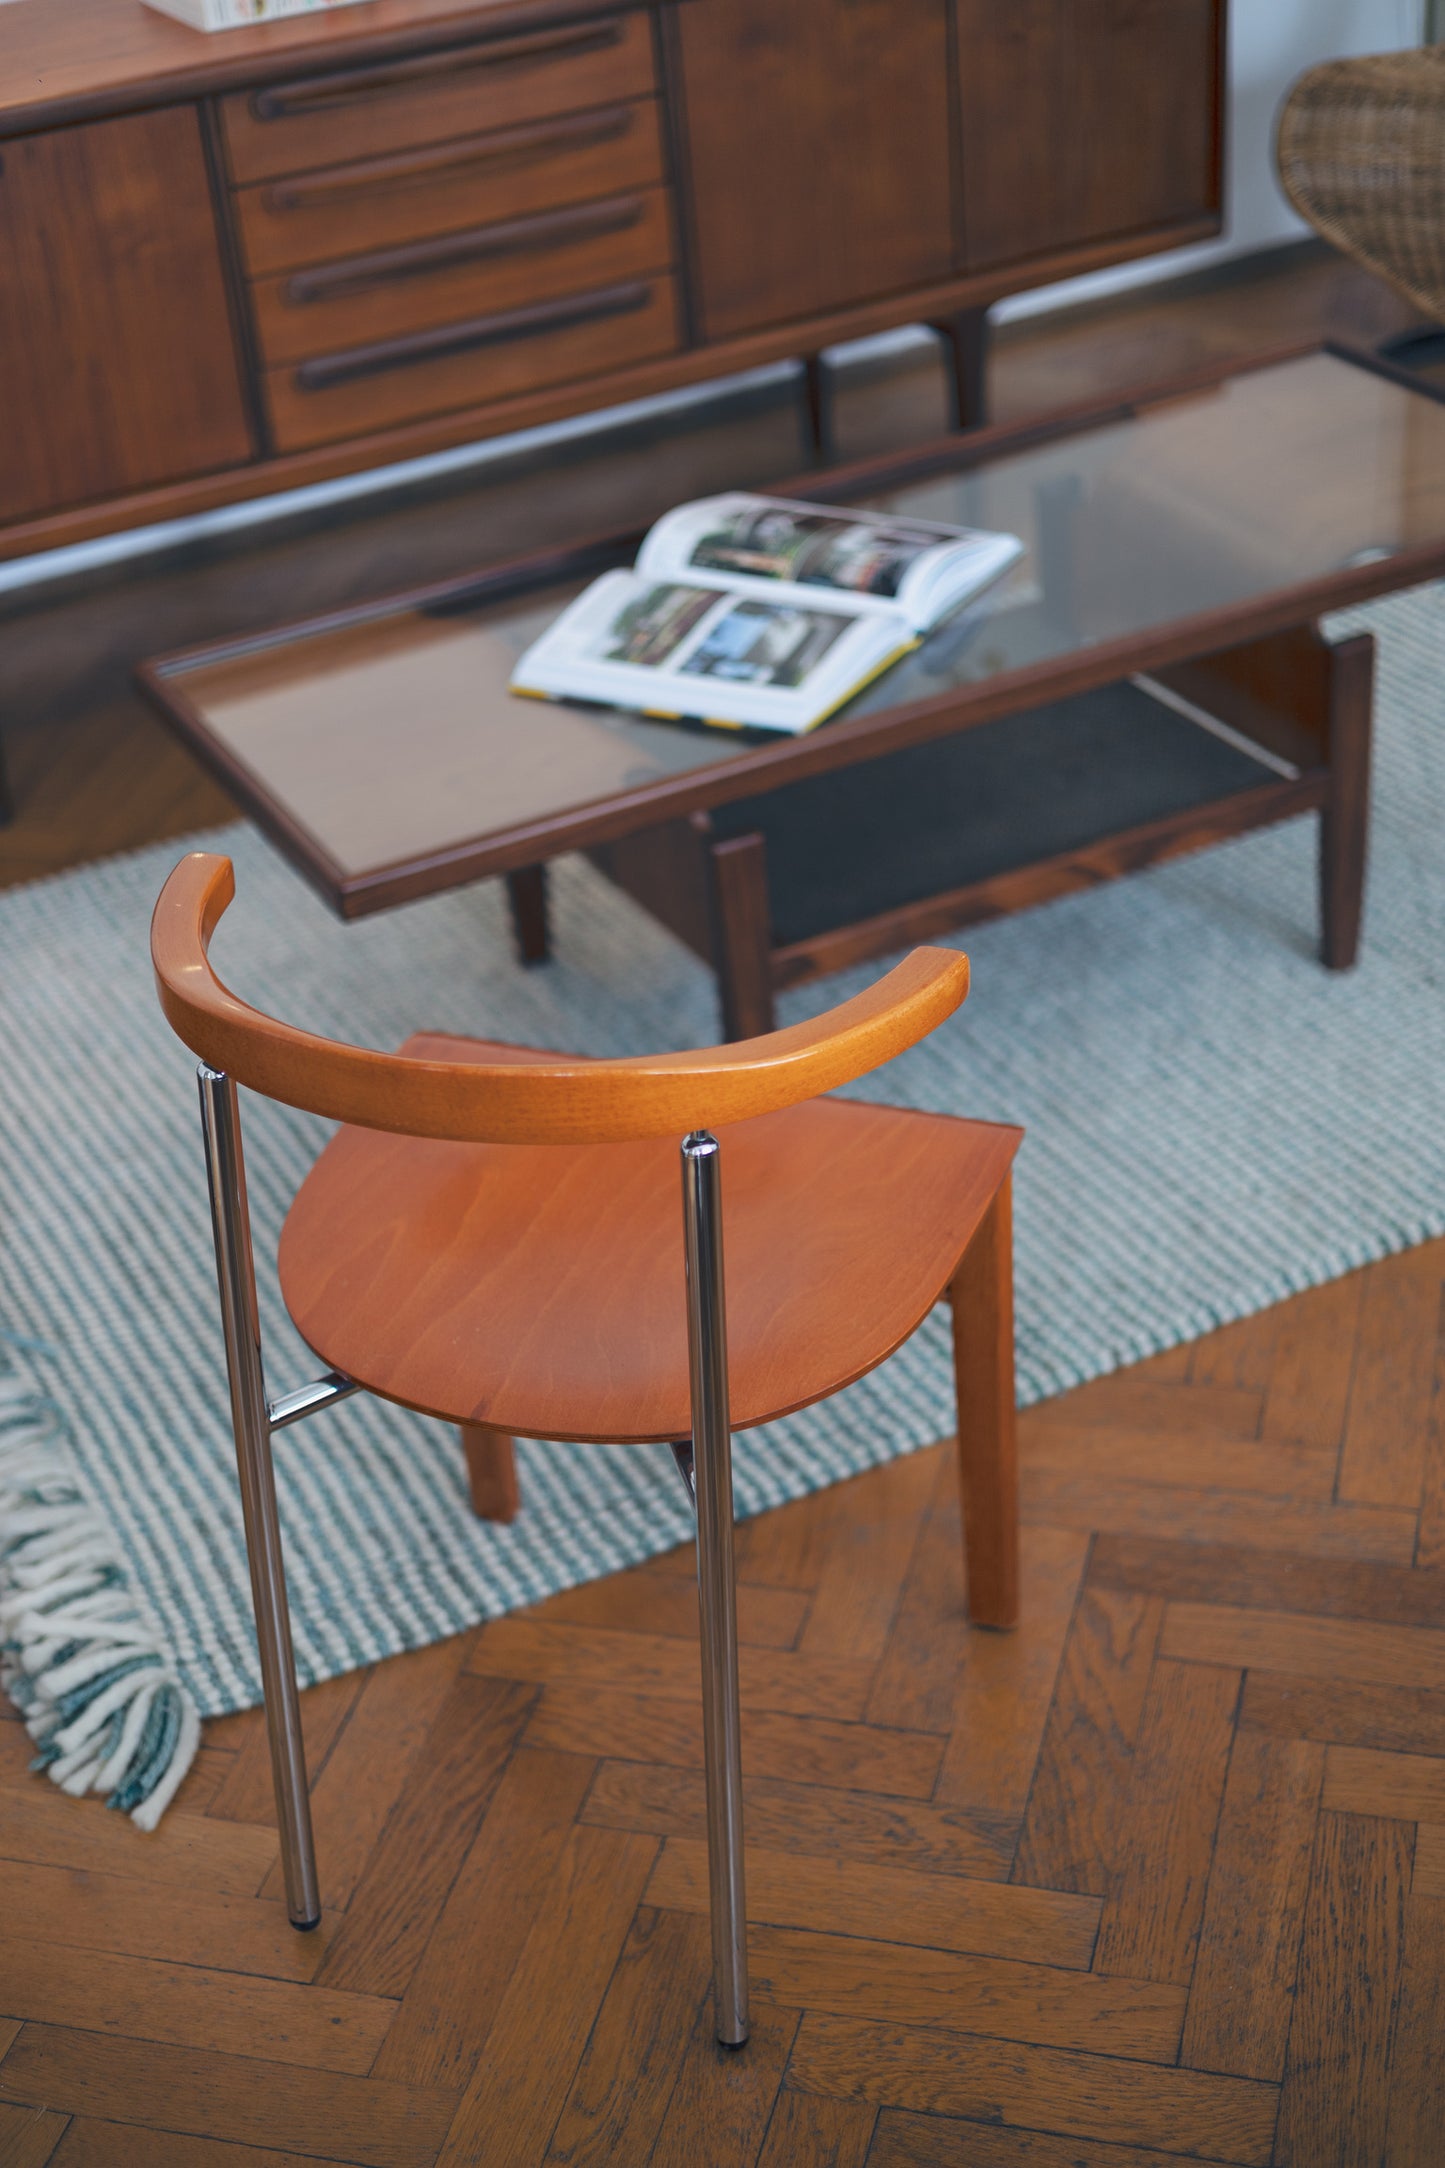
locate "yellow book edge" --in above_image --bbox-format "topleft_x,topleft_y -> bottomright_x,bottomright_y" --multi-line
508,636 -> 921,737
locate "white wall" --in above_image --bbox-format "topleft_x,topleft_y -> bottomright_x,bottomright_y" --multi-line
996,0 -> 1426,323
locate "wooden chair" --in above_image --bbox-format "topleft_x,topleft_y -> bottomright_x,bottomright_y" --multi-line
151,850 -> 1022,2049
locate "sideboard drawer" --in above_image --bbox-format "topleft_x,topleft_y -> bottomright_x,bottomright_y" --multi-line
264,271 -> 680,450
234,98 -> 666,276
221,12 -> 656,183
252,187 -> 674,364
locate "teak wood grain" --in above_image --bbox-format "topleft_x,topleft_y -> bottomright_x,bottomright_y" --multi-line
0,107 -> 251,525
0,0 -> 1225,554
217,11 -> 658,184
232,101 -> 668,278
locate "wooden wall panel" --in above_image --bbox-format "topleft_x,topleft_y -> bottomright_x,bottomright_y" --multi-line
676,0 -> 954,340
956,0 -> 1221,273
0,107 -> 251,523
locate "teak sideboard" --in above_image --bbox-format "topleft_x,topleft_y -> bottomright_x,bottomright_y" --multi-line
0,0 -> 1225,562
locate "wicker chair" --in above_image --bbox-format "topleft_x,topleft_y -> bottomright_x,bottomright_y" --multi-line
1277,46 -> 1445,331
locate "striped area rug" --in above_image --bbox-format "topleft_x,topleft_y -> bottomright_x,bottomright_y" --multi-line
3,582 -> 1444,1822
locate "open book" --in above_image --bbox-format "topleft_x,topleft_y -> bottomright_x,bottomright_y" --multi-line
509,493 -> 1024,735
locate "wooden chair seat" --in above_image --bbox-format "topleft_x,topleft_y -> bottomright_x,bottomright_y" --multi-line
278,1032 -> 1021,1444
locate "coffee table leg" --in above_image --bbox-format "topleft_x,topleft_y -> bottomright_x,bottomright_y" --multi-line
708,831 -> 775,1041
930,307 -> 990,431
506,863 -> 550,967
1320,631 -> 1374,971
800,353 -> 834,463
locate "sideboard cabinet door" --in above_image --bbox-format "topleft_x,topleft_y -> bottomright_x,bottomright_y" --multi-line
957,0 -> 1222,272
0,108 -> 252,525
677,0 -> 954,342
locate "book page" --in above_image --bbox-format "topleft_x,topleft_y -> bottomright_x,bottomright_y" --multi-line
511,571 -> 908,734
637,494 -> 1020,630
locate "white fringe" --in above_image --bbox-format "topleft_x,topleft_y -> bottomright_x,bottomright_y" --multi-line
0,1361 -> 201,1830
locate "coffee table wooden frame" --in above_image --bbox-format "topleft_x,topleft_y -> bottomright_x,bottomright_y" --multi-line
140,340 -> 1444,1037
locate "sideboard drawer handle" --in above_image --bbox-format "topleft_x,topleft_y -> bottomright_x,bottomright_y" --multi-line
282,198 -> 648,305
293,280 -> 655,391
262,107 -> 638,214
251,23 -> 623,122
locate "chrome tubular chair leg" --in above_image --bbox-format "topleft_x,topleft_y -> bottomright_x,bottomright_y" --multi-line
680,1131 -> 749,2048
198,1065 -> 321,1931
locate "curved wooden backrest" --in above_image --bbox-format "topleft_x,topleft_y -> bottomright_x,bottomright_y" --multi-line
152,852 -> 970,1145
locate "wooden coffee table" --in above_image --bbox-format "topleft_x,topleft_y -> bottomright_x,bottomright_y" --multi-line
141,344 -> 1445,1037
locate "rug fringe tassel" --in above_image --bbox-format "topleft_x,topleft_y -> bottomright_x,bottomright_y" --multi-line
0,1364 -> 201,1831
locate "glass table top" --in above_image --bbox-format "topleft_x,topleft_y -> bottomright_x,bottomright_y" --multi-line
154,351 -> 1445,886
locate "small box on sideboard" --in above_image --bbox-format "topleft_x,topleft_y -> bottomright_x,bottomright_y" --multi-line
142,0 -> 373,31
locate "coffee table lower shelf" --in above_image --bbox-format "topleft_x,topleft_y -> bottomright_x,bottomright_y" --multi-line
562,625 -> 1374,1038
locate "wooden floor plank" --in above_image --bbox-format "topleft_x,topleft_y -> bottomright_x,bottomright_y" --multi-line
867,2111 -> 1246,2166
313,1674 -> 534,1997
646,1996 -> 800,2168
0,1858 -> 330,1982
0,1937 -> 395,2074
0,2101 -> 67,2168
1161,1604 -> 1445,1690
1382,1892 -> 1445,2167
1321,1743 -> 1445,1821
1411,1822 -> 1445,1897
1090,1536 -> 1445,1628
48,2126 -> 376,2168
1189,1309 -> 1281,1392
171,1746 -> 240,1817
646,1839 -> 1099,1966
1179,1730 -> 1323,2081
0,1768 -> 279,1893
431,1826 -> 658,2168
0,2026 -> 455,2168
1012,1586 -> 1163,1898
746,1925 -> 1186,2060
1093,1661 -> 1240,1984
1024,1380 -> 1264,1438
208,1671 -> 368,1830
526,1565 -> 809,1648
759,2090 -> 875,2168
862,1452 -> 970,1737
1275,1811 -> 1412,2167
787,2014 -> 1279,2163
1025,1473 -> 1417,1562
259,1636 -> 468,1911
467,1617 -> 875,1719
581,1760 -> 1016,1879
1261,1270 -> 1363,1450
933,1524 -> 1090,1815
1021,1421 -> 1334,1500
798,1450 -> 939,1662
733,1482 -> 843,1590
1240,1671 -> 1445,1757
524,1682 -> 944,1798
1412,1283 -> 1445,1572
540,1906 -> 710,2166
369,1746 -> 596,2090
1337,1247 -> 1445,1511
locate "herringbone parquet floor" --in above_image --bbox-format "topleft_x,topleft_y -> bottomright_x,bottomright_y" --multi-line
3,1237 -> 1444,2167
